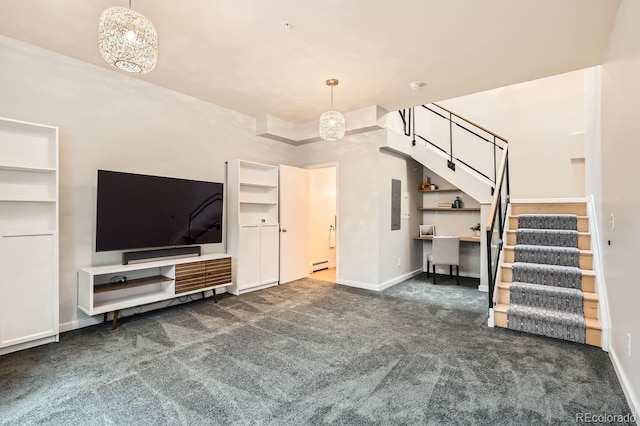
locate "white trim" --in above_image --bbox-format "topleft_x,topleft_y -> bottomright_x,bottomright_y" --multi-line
338,268 -> 422,292
610,348 -> 640,420
587,194 -> 611,352
0,335 -> 59,356
487,308 -> 495,327
59,316 -> 101,333
510,197 -> 588,204
337,279 -> 381,291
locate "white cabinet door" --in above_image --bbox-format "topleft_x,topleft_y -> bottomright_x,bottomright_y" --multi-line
237,225 -> 260,290
260,224 -> 280,285
0,234 -> 57,348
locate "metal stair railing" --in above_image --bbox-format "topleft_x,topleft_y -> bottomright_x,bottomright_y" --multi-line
399,103 -> 510,318
486,144 -> 510,314
399,103 -> 508,187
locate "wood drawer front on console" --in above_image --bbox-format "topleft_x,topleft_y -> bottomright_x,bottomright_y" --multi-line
175,262 -> 205,279
205,258 -> 232,286
175,262 -> 206,294
175,274 -> 206,294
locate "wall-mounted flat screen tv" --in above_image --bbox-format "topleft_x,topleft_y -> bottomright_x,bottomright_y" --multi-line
96,170 -> 223,252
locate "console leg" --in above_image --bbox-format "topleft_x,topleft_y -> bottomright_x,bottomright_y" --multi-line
213,288 -> 218,303
111,310 -> 119,330
103,312 -> 108,323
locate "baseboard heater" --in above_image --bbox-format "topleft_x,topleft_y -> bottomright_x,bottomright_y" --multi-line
311,260 -> 329,272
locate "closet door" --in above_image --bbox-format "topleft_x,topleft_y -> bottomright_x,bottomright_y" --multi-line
260,224 -> 279,285
0,233 -> 57,348
279,165 -> 309,284
237,225 -> 260,290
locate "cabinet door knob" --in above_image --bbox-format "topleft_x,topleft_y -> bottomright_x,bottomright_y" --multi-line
281,228 -> 287,233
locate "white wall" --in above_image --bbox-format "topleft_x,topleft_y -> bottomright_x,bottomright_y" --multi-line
296,130 -> 423,289
295,131 -> 383,287
440,69 -> 588,199
600,0 -> 640,415
0,36 -> 296,330
377,151 -> 423,286
309,167 -> 336,269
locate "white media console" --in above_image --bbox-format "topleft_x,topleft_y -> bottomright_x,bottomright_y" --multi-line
78,253 -> 232,329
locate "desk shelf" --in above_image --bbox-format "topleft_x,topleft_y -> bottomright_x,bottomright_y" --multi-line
418,207 -> 480,212
419,188 -> 461,193
414,235 -> 481,243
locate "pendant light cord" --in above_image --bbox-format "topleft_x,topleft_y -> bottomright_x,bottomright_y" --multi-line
331,86 -> 334,108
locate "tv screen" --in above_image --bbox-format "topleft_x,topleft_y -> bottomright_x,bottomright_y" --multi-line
96,170 -> 223,252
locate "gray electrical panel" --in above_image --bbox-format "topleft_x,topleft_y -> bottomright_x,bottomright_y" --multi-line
391,179 -> 401,230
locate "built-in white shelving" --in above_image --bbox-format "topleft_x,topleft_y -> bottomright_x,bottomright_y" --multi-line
0,117 -> 59,355
228,160 -> 280,295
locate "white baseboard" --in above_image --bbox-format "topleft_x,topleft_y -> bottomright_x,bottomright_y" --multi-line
338,268 -> 423,292
0,335 -> 59,356
378,269 -> 423,291
487,308 -> 495,327
59,316 -> 101,333
609,347 -> 639,420
337,279 -> 380,291
477,284 -> 489,292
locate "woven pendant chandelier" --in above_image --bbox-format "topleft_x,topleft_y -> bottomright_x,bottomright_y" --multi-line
98,1 -> 158,74
319,79 -> 346,141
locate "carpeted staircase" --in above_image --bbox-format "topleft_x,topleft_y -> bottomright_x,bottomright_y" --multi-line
495,202 -> 601,346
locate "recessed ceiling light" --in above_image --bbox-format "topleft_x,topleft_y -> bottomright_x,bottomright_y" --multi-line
409,81 -> 426,91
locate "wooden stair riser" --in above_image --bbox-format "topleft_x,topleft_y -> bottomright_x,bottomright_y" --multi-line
508,215 -> 588,232
497,284 -> 598,320
503,247 -> 593,270
510,202 -> 587,216
584,298 -> 598,320
501,265 -> 595,293
493,308 -> 601,347
506,231 -> 590,250
586,327 -> 602,347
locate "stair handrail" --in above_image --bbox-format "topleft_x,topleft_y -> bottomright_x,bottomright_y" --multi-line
432,103 -> 509,144
485,143 -> 510,313
399,103 -> 507,184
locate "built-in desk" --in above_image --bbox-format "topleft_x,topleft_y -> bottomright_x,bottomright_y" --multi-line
413,235 -> 481,243
414,235 -> 481,276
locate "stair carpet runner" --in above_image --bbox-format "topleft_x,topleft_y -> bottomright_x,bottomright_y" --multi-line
507,214 -> 586,343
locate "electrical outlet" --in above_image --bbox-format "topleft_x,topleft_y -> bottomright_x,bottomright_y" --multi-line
627,333 -> 631,357
397,258 -> 401,267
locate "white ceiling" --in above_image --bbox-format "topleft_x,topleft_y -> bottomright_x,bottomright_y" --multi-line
0,0 -> 620,124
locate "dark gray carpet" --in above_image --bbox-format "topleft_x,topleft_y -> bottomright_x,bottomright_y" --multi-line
0,275 -> 633,425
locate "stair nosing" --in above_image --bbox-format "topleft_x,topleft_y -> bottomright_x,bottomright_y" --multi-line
502,262 -> 595,276
507,229 -> 590,235
495,303 -> 601,330
498,281 -> 598,300
509,214 -> 588,219
504,245 -> 593,255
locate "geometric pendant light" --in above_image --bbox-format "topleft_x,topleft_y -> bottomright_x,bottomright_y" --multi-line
319,79 -> 346,141
98,2 -> 158,74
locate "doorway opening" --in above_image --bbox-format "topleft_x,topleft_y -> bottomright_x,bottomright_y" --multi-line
308,166 -> 337,283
